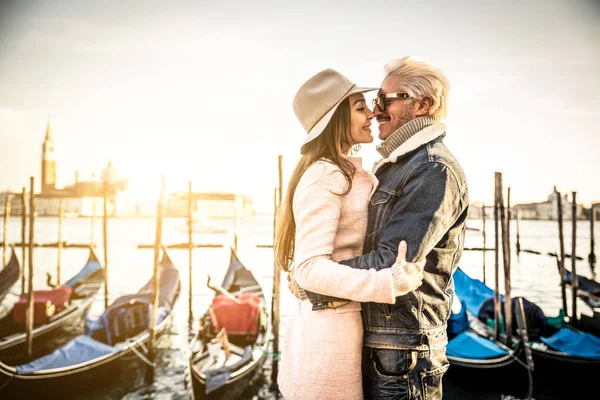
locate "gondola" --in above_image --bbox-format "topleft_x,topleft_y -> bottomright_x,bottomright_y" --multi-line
0,247 -> 20,305
446,267 -> 532,397
189,247 -> 268,400
0,247 -> 180,396
0,247 -> 104,363
453,267 -> 600,398
565,269 -> 600,310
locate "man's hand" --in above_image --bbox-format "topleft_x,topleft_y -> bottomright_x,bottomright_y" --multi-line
287,272 -> 301,300
395,240 -> 425,291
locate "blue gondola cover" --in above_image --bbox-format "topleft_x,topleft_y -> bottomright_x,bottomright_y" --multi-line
453,267 -> 502,315
540,327 -> 600,360
63,259 -> 103,287
447,331 -> 509,359
15,335 -> 117,374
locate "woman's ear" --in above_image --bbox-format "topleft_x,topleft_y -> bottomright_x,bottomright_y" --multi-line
415,97 -> 432,116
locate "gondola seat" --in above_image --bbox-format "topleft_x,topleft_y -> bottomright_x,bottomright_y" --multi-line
87,299 -> 168,346
208,293 -> 261,345
12,287 -> 73,325
105,301 -> 149,345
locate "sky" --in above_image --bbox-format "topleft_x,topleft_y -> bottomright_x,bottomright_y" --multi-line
0,0 -> 599,212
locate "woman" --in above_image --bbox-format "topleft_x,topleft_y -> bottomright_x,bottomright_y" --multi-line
275,69 -> 425,400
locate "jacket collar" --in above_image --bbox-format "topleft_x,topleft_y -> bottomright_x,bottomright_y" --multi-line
373,122 -> 446,174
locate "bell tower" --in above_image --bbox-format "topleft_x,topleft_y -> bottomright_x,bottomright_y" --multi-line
41,117 -> 56,193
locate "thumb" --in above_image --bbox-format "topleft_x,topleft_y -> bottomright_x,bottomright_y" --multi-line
396,240 -> 407,264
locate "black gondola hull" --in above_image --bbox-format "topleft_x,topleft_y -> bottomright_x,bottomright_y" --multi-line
190,349 -> 267,400
529,348 -> 600,397
0,314 -> 175,397
189,248 -> 269,400
445,353 -> 530,397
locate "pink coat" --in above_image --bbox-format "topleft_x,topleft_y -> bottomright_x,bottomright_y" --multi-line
278,157 -> 407,400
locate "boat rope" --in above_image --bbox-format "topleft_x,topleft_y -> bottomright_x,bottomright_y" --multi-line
509,351 -> 532,371
125,339 -> 157,368
0,374 -> 15,392
265,340 -> 281,360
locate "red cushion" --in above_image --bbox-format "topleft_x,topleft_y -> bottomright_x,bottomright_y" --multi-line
208,293 -> 261,341
12,287 -> 73,325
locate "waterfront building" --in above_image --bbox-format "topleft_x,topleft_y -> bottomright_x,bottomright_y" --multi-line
164,192 -> 255,218
0,191 -> 25,216
514,186 -> 584,220
34,119 -> 126,217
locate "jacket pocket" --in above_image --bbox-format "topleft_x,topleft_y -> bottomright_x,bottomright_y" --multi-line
369,190 -> 394,241
370,189 -> 393,206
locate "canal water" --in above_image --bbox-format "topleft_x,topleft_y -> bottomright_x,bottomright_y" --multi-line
1,216 -> 597,399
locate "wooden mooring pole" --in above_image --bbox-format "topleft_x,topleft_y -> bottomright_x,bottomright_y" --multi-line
571,191 -> 578,326
3,194 -> 11,267
507,187 -> 512,268
493,172 -> 502,341
147,175 -> 165,383
557,190 -> 568,317
590,204 -> 596,267
271,155 -> 283,389
188,181 -> 194,324
91,201 -> 96,247
502,186 -> 512,346
26,177 -> 35,360
482,203 -> 486,284
233,194 -> 239,253
102,180 -> 109,310
516,208 -> 521,254
56,199 -> 65,285
21,187 -> 26,295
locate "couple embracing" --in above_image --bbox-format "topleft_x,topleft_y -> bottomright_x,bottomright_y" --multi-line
274,57 -> 469,400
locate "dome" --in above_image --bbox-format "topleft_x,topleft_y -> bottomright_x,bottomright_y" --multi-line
101,161 -> 119,182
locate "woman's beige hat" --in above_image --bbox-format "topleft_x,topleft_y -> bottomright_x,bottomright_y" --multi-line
293,69 -> 377,153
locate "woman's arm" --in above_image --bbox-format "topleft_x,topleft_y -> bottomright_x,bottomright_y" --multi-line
293,162 -> 422,304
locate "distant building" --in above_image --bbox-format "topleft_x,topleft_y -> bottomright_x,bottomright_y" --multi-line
164,192 -> 255,218
0,191 -> 25,216
34,119 -> 127,217
515,186 -> 584,220
41,120 -> 57,193
466,203 -> 490,220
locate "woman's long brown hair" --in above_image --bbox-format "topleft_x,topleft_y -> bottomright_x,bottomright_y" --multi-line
274,99 -> 355,272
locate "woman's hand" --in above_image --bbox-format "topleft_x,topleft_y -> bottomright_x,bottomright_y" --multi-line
287,273 -> 301,300
395,240 -> 425,291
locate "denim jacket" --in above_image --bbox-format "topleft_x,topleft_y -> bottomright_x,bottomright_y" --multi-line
303,129 -> 469,350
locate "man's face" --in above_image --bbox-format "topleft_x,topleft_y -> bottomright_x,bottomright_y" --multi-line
374,75 -> 418,141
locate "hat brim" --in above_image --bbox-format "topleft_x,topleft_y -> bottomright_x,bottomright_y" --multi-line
301,86 -> 378,152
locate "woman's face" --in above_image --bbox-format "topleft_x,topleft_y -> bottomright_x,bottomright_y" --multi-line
348,93 -> 374,146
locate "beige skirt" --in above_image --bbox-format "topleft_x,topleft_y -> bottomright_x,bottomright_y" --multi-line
278,300 -> 363,400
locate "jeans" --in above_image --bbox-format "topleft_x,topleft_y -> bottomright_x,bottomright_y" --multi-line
362,346 -> 449,400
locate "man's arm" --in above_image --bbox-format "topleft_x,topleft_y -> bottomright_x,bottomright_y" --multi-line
292,162 -> 415,304
339,161 -> 462,271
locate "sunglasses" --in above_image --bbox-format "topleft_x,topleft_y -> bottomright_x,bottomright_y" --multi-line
372,92 -> 410,112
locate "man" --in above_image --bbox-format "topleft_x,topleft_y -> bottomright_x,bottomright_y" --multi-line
293,57 -> 469,399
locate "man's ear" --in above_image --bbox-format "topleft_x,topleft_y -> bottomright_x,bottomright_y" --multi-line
415,97 -> 432,116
